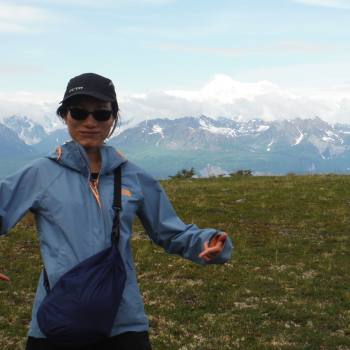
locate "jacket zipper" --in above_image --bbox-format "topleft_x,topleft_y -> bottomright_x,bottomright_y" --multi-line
89,175 -> 102,208
88,174 -> 114,247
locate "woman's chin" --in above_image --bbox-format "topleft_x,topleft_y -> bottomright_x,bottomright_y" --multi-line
73,137 -> 103,150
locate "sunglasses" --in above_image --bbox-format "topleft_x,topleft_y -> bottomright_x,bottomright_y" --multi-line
68,107 -> 113,122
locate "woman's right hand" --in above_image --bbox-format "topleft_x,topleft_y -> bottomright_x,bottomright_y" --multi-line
0,273 -> 10,282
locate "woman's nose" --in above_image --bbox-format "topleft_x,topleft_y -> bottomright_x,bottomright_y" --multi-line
83,113 -> 98,126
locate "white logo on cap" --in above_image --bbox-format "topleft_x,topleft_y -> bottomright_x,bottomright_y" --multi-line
69,86 -> 84,93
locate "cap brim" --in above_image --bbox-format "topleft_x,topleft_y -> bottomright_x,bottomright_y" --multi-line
60,90 -> 115,104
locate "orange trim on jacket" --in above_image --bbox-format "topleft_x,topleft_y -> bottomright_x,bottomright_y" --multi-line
56,146 -> 62,161
89,179 -> 101,208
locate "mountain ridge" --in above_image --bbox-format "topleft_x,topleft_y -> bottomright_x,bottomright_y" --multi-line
1,114 -> 350,178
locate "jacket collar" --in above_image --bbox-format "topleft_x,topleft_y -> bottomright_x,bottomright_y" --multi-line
47,140 -> 127,177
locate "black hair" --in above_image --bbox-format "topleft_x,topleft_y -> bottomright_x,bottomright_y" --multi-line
56,95 -> 120,137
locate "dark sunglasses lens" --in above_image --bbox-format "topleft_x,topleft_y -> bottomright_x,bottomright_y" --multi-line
69,108 -> 89,120
93,110 -> 112,121
69,108 -> 112,121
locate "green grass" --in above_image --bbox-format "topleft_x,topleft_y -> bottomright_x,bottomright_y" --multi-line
1,175 -> 350,349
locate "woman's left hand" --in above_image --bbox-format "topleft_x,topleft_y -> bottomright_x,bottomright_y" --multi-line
199,232 -> 228,262
0,273 -> 10,282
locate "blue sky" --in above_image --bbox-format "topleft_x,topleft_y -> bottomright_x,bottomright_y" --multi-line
1,0 -> 350,123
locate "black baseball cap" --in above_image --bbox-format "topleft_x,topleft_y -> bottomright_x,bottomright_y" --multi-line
61,73 -> 117,103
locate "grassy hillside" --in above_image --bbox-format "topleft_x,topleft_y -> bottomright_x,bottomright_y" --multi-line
0,175 -> 349,349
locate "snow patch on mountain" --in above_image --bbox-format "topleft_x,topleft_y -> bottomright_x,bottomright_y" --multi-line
267,139 -> 274,152
292,127 -> 304,146
149,124 -> 165,138
3,115 -> 47,145
199,118 -> 237,137
322,130 -> 343,144
239,121 -> 270,134
256,125 -> 270,132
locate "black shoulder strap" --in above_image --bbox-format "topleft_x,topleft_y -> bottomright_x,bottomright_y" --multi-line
111,165 -> 122,245
43,268 -> 50,293
113,166 -> 122,212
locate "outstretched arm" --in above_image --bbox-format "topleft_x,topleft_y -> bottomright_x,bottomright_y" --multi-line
0,163 -> 47,282
136,171 -> 233,265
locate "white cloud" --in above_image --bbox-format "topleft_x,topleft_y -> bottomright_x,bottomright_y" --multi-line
0,64 -> 44,74
0,22 -> 28,33
1,75 -> 350,128
119,75 -> 350,125
0,2 -> 51,33
0,91 -> 59,105
234,61 -> 350,90
0,2 -> 47,21
0,91 -> 62,131
292,0 -> 350,9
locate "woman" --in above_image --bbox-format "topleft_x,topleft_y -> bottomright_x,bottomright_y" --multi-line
0,73 -> 233,350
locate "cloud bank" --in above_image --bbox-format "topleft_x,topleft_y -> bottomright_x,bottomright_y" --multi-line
119,75 -> 350,126
1,75 -> 350,130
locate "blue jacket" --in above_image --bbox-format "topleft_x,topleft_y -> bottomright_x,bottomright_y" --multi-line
0,140 -> 233,338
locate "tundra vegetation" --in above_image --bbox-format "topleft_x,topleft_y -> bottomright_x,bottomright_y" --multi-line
0,175 -> 349,349
169,167 -> 196,179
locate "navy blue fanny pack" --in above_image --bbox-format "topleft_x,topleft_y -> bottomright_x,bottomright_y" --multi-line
37,166 -> 126,348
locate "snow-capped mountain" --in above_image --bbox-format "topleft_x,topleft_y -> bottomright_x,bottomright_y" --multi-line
4,115 -> 47,145
2,115 -> 350,178
110,115 -> 348,156
109,116 -> 350,176
0,111 -> 64,145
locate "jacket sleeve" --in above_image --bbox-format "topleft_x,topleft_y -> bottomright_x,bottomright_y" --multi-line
0,164 -> 45,236
136,172 -> 233,265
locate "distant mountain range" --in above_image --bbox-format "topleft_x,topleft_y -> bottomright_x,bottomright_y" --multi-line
1,114 -> 350,178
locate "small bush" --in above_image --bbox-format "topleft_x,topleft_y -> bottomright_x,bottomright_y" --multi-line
169,167 -> 196,179
229,169 -> 252,177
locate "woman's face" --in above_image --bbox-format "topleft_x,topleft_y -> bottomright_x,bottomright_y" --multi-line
64,96 -> 114,150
